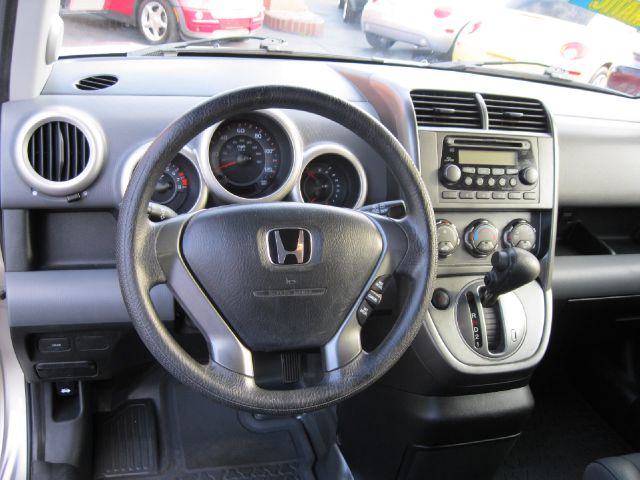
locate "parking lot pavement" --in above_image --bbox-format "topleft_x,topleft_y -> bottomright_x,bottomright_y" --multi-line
61,0 -> 444,63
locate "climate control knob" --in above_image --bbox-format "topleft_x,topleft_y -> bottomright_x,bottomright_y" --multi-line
520,167 -> 539,185
440,164 -> 462,183
464,220 -> 499,257
436,219 -> 460,258
503,219 -> 537,252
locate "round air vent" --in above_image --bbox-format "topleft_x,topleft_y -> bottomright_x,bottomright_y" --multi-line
75,75 -> 118,91
16,110 -> 106,196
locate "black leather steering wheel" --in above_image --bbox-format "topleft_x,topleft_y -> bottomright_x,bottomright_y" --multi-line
116,85 -> 436,415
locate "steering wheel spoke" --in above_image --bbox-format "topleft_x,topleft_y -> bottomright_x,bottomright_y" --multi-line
323,212 -> 409,371
155,213 -> 254,377
130,217 -> 168,289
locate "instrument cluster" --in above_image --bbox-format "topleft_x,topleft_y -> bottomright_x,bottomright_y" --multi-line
123,110 -> 369,213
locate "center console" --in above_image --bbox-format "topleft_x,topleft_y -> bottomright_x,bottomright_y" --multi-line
420,127 -> 554,374
338,90 -> 557,480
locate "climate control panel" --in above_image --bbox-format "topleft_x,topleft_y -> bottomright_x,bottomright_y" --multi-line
463,219 -> 500,257
436,216 -> 537,260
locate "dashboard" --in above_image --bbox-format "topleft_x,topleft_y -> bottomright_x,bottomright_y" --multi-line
2,54 -> 640,389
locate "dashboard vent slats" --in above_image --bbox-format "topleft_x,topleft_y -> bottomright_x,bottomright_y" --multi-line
27,121 -> 90,182
411,90 -> 482,129
484,95 -> 549,133
75,75 -> 118,91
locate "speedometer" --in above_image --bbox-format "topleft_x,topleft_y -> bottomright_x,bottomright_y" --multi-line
209,120 -> 281,197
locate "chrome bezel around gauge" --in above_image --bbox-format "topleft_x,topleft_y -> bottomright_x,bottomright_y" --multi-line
291,143 -> 368,209
198,109 -> 303,204
120,142 -> 208,214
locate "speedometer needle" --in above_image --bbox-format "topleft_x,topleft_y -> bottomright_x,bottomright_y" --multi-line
219,161 -> 238,170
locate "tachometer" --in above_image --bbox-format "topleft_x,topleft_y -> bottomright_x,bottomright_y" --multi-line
294,146 -> 368,209
301,162 -> 349,206
209,120 -> 281,197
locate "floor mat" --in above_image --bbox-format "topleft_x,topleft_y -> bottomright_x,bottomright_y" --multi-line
94,401 -> 159,478
92,376 -> 315,480
494,372 -> 632,480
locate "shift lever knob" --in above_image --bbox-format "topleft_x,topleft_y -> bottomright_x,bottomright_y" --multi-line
480,248 -> 540,307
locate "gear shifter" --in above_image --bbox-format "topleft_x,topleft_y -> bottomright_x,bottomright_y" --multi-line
480,248 -> 540,308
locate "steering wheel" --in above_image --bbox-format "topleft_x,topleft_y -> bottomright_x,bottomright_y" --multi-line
116,86 -> 436,415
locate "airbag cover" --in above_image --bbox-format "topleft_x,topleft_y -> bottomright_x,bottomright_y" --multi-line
180,202 -> 383,351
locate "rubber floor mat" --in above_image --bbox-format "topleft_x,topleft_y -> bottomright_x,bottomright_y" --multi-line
93,378 -> 315,479
494,372 -> 631,480
94,401 -> 159,478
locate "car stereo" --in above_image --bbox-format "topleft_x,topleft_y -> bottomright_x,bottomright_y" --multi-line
439,136 -> 539,201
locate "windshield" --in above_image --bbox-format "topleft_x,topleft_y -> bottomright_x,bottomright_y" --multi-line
59,0 -> 640,96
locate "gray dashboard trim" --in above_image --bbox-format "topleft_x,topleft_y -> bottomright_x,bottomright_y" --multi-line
555,115 -> 640,206
5,269 -> 174,327
43,57 -> 367,101
0,256 -> 28,480
332,65 -> 420,167
553,255 -> 640,300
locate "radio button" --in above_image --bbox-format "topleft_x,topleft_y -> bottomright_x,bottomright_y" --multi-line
441,164 -> 462,183
507,168 -> 519,175
508,192 -> 523,200
476,192 -> 491,199
509,178 -> 518,187
520,167 -> 539,185
442,191 -> 458,199
492,168 -> 505,175
498,178 -> 507,187
492,192 -> 507,199
476,177 -> 485,186
487,178 -> 496,187
460,191 -> 474,199
478,167 -> 491,175
462,167 -> 476,174
464,177 -> 473,186
524,192 -> 537,200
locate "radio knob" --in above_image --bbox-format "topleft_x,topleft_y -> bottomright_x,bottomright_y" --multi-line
441,164 -> 462,183
503,219 -> 537,252
520,167 -> 539,185
464,219 -> 499,257
436,219 -> 460,258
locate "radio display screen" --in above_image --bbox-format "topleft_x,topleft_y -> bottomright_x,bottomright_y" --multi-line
459,150 -> 517,166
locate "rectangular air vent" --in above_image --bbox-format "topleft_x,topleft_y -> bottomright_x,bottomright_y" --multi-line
483,95 -> 549,133
411,90 -> 482,129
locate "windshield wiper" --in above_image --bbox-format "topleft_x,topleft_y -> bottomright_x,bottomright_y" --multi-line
429,59 -> 634,97
432,60 -> 575,80
129,35 -> 291,57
